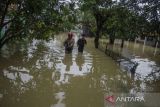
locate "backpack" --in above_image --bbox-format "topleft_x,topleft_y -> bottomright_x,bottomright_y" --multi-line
64,39 -> 74,51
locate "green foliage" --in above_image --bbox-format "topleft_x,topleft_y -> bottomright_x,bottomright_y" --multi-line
0,0 -> 78,47
105,6 -> 141,40
128,0 -> 160,37
80,0 -> 160,43
1,0 -> 159,48
80,0 -> 113,37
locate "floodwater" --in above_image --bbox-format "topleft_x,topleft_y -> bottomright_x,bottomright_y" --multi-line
0,33 -> 160,107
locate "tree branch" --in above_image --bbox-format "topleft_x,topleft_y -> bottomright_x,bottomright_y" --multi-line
0,0 -> 11,30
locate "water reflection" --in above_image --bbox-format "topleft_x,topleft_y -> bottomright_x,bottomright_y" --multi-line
131,58 -> 160,81
0,34 -> 160,107
2,66 -> 33,84
75,53 -> 84,71
51,92 -> 65,107
52,52 -> 92,85
62,54 -> 73,71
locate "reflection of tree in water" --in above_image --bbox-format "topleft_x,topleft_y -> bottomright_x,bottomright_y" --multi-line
75,53 -> 84,71
0,40 -> 60,107
0,70 -> 56,107
62,54 -> 73,71
143,69 -> 160,92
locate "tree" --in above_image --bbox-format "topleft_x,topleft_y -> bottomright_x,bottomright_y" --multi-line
103,1 -> 141,47
0,0 -> 77,49
128,0 -> 160,44
141,0 -> 160,44
80,0 -> 113,48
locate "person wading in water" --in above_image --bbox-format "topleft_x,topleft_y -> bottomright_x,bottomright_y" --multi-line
77,34 -> 87,53
64,32 -> 75,54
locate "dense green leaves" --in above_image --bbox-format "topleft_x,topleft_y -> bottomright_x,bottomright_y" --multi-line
0,0 -> 78,48
80,0 -> 160,47
0,0 -> 159,48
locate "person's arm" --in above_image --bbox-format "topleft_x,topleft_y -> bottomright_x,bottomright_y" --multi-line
64,40 -> 67,47
84,39 -> 87,45
77,39 -> 80,46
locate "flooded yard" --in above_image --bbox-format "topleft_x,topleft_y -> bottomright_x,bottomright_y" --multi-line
0,33 -> 160,107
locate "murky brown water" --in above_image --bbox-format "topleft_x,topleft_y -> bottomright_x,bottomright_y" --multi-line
0,33 -> 160,107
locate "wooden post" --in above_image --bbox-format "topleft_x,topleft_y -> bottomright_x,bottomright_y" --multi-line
134,37 -> 137,50
142,36 -> 147,53
126,39 -> 129,48
154,37 -> 159,56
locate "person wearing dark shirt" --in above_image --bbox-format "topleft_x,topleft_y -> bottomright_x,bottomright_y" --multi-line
77,34 -> 87,53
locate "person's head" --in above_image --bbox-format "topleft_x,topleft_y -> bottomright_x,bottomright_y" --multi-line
81,34 -> 85,38
68,32 -> 73,39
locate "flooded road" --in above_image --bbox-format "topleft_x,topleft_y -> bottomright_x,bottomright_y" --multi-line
0,33 -> 160,107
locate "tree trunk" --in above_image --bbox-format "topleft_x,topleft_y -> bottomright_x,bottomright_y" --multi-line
94,20 -> 100,48
93,12 -> 104,49
121,39 -> 124,48
109,35 -> 115,45
154,36 -> 159,47
94,36 -> 99,48
93,9 -> 108,48
0,0 -> 10,31
94,24 -> 101,48
0,30 -> 11,49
